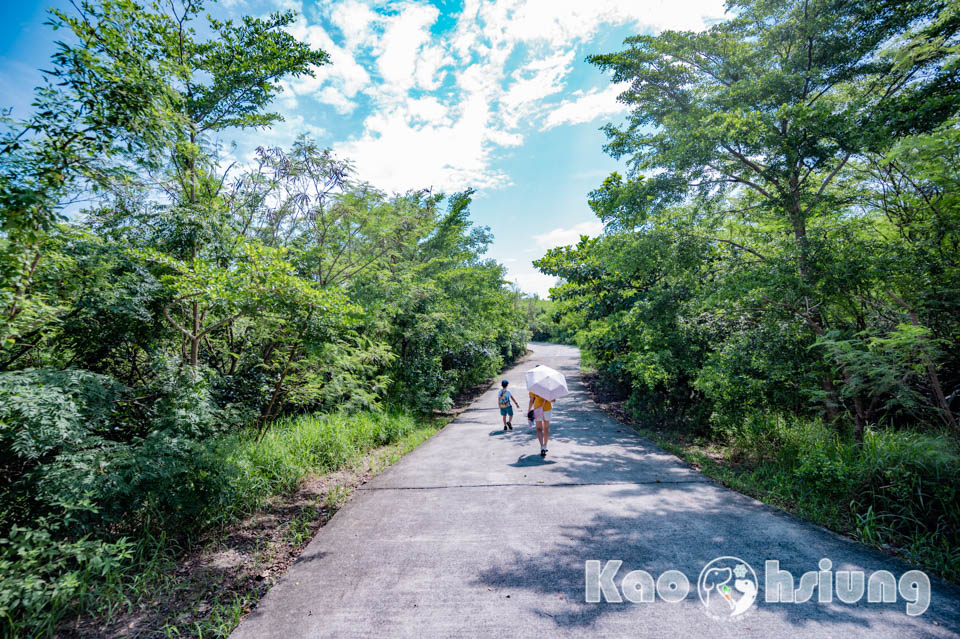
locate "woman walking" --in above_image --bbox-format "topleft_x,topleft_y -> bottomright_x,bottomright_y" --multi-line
525,363 -> 568,459
528,391 -> 553,457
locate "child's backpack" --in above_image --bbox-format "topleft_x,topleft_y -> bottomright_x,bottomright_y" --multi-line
498,389 -> 510,407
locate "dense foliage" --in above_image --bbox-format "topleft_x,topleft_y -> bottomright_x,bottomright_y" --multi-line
523,297 -> 576,344
0,0 -> 526,634
537,0 -> 960,575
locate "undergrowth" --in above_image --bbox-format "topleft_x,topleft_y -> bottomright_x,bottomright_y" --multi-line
636,414 -> 960,583
0,410 -> 434,638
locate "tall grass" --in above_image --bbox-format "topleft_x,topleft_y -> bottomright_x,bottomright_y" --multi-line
222,410 -> 421,513
645,414 -> 960,582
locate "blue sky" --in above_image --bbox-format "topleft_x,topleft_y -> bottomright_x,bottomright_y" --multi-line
1,0 -> 728,296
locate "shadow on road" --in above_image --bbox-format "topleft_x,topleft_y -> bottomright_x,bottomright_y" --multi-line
509,455 -> 556,467
229,343 -> 960,639
471,480 -> 956,634
468,346 -> 960,635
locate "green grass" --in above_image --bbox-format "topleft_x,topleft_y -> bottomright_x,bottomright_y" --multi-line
634,415 -> 960,583
1,410 -> 442,639
160,591 -> 254,639
151,417 -> 444,639
220,410 -> 426,513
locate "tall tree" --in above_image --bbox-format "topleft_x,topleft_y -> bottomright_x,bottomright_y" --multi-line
55,0 -> 328,369
587,0 -> 960,437
0,0 -> 174,347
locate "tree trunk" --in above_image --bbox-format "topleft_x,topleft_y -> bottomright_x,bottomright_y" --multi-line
190,300 -> 200,367
819,376 -> 841,423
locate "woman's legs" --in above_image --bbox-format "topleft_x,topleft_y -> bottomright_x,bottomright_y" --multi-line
535,416 -> 550,451
533,406 -> 544,446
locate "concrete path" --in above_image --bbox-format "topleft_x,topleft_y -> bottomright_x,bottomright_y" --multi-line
231,343 -> 960,638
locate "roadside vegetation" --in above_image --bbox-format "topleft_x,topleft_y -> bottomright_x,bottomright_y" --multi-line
523,298 -> 576,344
68,411 -> 442,639
545,0 -> 960,581
0,1 -> 528,636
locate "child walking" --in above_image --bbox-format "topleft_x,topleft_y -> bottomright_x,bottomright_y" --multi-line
498,380 -> 520,430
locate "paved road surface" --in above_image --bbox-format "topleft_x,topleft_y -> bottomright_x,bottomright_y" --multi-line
232,343 -> 960,638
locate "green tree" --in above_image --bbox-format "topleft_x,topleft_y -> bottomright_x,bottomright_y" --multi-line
586,0 -> 960,438
0,0 -> 175,347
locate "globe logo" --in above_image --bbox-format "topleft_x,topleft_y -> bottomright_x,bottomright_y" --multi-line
697,556 -> 759,620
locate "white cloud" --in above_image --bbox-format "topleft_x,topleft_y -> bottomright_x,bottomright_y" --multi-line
501,218 -> 606,296
506,264 -> 558,298
500,51 -> 575,128
474,0 -> 725,48
542,83 -> 629,130
534,220 -> 605,249
316,86 -> 358,114
224,111 -> 327,165
328,0 -> 379,50
263,0 -> 727,192
285,16 -> 371,113
333,91 -> 512,191
414,44 -> 452,91
374,3 -> 441,95
406,96 -> 449,124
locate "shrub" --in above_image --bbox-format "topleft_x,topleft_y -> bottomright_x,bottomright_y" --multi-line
0,365 -> 225,538
0,520 -> 133,638
725,412 -> 960,579
0,369 -> 127,530
0,408 -> 426,636
853,430 -> 960,548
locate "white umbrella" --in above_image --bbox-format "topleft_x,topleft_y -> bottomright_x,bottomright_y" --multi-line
525,365 -> 569,402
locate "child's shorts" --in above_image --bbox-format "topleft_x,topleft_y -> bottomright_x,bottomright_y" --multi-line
500,406 -> 514,416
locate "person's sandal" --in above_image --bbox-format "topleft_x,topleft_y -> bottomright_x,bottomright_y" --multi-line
503,425 -> 508,431
540,449 -> 546,457
508,422 -> 513,430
